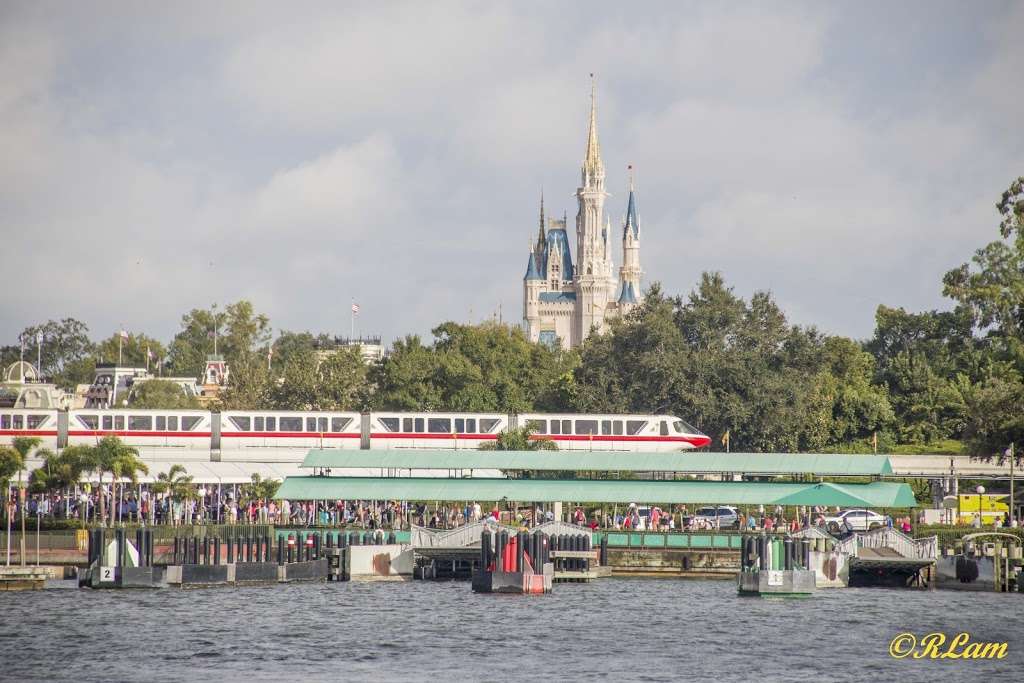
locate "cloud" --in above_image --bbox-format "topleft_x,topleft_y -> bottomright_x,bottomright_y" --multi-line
0,2 -> 1020,349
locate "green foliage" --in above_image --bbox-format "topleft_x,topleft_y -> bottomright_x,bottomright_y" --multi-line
152,464 -> 195,502
478,426 -> 558,451
270,346 -> 368,410
94,332 -> 167,368
128,379 -> 202,409
240,473 -> 282,503
372,322 -> 576,412
166,300 -> 271,380
0,318 -> 95,388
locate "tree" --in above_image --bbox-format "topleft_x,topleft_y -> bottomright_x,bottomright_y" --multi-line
8,318 -> 94,388
29,447 -> 89,519
270,346 -> 368,410
943,177 -> 1024,368
85,436 -> 143,526
166,300 -> 271,380
94,332 -> 167,369
8,437 -> 49,564
109,447 -> 149,524
217,349 -> 271,409
128,379 -> 201,409
479,426 -> 557,451
151,464 -> 195,525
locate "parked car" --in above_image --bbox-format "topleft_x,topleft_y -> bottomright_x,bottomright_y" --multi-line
822,509 -> 886,534
692,506 -> 740,529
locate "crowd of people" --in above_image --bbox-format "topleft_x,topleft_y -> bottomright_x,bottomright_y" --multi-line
3,487 -> 1015,534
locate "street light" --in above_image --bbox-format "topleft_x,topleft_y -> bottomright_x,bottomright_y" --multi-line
976,485 -> 985,526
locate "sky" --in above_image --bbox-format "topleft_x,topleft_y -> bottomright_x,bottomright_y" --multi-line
1,1 -> 1022,348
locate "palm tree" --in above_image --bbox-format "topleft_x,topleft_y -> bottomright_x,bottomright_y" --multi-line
111,450 -> 148,525
152,464 -> 194,526
87,436 -> 142,526
0,445 -> 23,566
240,473 -> 282,524
10,437 -> 46,565
29,446 -> 89,520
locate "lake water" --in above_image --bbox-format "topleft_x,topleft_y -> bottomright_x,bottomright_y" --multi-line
1,578 -> 1020,681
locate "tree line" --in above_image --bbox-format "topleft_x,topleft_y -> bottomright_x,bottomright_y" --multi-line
4,178 -> 1023,456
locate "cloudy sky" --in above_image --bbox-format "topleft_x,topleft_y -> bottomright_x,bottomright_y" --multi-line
2,1 -> 1021,347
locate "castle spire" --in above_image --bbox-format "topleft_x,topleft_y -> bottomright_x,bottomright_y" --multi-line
624,165 -> 639,239
584,74 -> 602,175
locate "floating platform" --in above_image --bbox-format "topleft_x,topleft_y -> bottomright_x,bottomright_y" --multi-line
738,569 -> 816,597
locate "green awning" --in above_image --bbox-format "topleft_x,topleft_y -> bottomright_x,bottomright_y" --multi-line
277,477 -> 917,508
300,450 -> 894,476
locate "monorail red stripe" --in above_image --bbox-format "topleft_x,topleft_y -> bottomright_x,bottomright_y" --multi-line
221,432 -> 361,439
68,430 -> 212,438
0,430 -> 59,436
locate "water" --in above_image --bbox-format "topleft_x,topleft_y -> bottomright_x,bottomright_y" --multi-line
1,579 -> 1019,681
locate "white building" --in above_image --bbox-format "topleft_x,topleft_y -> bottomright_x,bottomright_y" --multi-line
523,81 -> 643,349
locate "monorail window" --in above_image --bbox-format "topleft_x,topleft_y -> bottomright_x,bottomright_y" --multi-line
550,420 -> 560,435
466,418 -> 476,433
168,416 -> 179,431
230,416 -> 251,431
379,417 -> 400,432
331,417 -> 352,432
526,419 -> 546,435
576,420 -> 598,435
265,417 -> 275,431
27,415 -> 48,429
114,416 -> 125,430
156,416 -> 166,431
428,418 -> 451,433
415,418 -> 424,432
129,416 -> 153,431
660,421 -> 670,436
181,416 -> 201,431
626,420 -> 647,435
0,415 -> 9,429
318,417 -> 328,432
454,418 -> 477,434
601,420 -> 612,435
77,415 -> 99,430
614,420 -> 623,436
673,419 -> 698,434
480,418 -> 500,433
306,417 -> 317,432
280,417 -> 302,432
402,417 -> 413,432
254,416 -> 264,431
102,415 -> 113,430
12,415 -> 23,429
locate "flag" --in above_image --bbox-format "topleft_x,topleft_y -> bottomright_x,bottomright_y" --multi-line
35,332 -> 42,345
267,347 -> 274,360
351,302 -> 360,315
119,329 -> 129,341
208,330 -> 215,339
721,430 -> 730,447
147,347 -> 154,360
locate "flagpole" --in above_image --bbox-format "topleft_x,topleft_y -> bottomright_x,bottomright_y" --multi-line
19,337 -> 25,382
118,329 -> 123,365
1011,442 -> 1016,527
350,300 -> 354,340
37,334 -> 42,377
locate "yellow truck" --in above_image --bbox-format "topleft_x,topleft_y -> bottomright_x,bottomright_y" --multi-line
957,494 -> 1009,524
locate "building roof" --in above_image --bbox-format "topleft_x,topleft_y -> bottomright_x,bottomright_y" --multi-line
624,188 -> 639,239
618,281 -> 638,305
277,476 -> 917,507
523,252 -> 542,281
299,450 -> 895,476
543,228 -> 574,281
538,291 -> 577,303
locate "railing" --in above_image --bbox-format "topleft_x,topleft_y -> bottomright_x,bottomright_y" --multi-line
835,527 -> 937,560
411,519 -> 503,548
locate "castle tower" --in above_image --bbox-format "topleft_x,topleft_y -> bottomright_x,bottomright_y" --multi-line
574,78 -> 617,343
522,250 -> 543,342
618,169 -> 643,310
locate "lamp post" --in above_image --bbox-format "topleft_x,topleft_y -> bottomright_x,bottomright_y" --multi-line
976,485 -> 985,526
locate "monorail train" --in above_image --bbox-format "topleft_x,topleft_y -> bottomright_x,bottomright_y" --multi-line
0,408 -> 710,453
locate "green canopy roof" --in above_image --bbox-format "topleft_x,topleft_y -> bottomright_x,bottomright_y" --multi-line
277,477 -> 917,508
300,450 -> 894,476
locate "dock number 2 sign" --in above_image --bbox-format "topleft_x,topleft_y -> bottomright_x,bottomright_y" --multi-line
99,566 -> 115,583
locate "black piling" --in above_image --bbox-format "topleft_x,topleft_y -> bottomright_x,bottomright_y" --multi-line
114,529 -> 125,568
387,531 -> 396,545
481,529 -> 491,569
276,538 -> 284,566
516,531 -> 526,573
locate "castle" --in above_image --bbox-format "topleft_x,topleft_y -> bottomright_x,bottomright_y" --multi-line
522,81 -> 643,349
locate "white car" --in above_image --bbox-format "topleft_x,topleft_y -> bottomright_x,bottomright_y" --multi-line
823,509 -> 886,534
